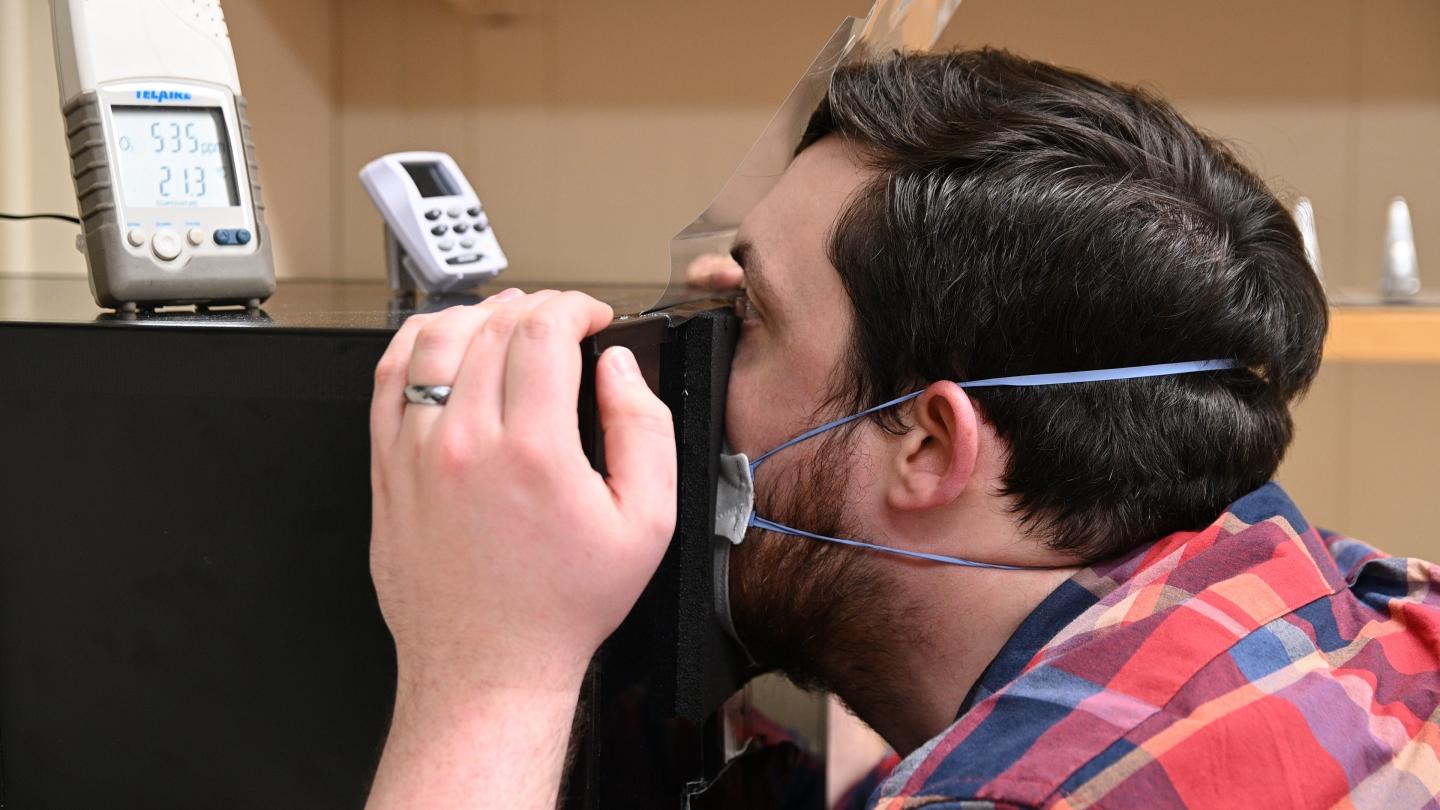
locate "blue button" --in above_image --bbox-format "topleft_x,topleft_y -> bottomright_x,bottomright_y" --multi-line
234,229 -> 252,245
214,229 -> 235,245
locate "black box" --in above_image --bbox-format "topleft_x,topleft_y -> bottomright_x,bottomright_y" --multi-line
0,277 -> 818,809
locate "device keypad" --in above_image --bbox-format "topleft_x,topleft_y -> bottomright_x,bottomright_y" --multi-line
419,203 -> 490,258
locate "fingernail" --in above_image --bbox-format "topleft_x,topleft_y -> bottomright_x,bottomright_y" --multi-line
611,347 -> 640,381
490,288 -> 522,302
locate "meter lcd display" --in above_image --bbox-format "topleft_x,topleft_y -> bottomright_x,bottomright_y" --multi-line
111,106 -> 240,209
402,162 -> 459,198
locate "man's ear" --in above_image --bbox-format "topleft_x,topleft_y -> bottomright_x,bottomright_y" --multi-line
886,381 -> 979,512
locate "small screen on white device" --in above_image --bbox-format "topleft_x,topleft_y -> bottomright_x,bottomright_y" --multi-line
111,106 -> 240,209
402,162 -> 460,198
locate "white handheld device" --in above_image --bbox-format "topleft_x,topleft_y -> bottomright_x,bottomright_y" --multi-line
359,152 -> 507,295
50,0 -> 275,311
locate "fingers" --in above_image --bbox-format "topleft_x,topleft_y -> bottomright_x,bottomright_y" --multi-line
398,289 -> 524,436
446,289 -> 562,420
500,292 -> 613,436
406,295 -> 514,386
383,289 -> 616,483
595,346 -> 677,538
372,312 -> 433,453
685,253 -> 745,290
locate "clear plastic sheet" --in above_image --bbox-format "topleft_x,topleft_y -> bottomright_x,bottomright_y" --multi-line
652,0 -> 963,312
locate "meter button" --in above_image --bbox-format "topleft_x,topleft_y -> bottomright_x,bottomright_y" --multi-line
437,240 -> 454,251
466,206 -> 481,217
460,237 -> 476,249
447,207 -> 461,219
126,228 -> 147,248
430,224 -> 448,236
214,228 -> 251,246
151,229 -> 183,261
446,254 -> 483,266
473,219 -> 489,232
424,209 -> 442,221
186,228 -> 206,247
453,222 -> 470,234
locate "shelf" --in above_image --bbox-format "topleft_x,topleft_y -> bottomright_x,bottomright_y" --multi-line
1325,308 -> 1440,363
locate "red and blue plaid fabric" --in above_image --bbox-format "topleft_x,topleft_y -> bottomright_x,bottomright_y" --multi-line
870,483 -> 1440,809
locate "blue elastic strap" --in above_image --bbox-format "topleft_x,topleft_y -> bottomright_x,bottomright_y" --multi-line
747,359 -> 1240,570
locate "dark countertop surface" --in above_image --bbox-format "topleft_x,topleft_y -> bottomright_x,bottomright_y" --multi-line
0,274 -> 719,333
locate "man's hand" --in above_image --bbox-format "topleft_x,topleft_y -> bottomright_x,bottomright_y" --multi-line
366,289 -> 677,809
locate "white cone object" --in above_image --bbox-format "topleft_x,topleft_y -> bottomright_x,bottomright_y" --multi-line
1383,196 -> 1420,299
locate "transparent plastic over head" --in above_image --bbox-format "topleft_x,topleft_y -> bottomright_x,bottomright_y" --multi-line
651,0 -> 963,312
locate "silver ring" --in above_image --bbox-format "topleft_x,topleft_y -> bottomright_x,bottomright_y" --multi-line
404,384 -> 453,406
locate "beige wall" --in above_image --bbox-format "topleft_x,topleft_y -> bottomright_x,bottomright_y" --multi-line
4,0 -> 1440,556
0,0 -> 81,274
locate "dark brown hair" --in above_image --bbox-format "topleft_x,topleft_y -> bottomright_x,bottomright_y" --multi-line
798,49 -> 1327,561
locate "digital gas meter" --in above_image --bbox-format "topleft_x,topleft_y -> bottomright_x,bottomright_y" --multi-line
50,0 -> 275,311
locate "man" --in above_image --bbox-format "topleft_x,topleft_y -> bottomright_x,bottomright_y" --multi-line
363,50 -> 1440,808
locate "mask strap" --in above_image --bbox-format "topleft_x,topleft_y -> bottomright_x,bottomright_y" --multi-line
750,516 -> 1043,570
745,359 -> 1240,570
750,359 -> 1239,473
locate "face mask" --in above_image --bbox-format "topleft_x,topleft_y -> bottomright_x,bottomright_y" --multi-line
712,360 -> 1238,655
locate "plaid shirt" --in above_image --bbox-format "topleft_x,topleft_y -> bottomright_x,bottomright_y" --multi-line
870,483 -> 1440,809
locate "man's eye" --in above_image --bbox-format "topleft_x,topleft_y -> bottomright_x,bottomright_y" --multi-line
734,293 -> 761,323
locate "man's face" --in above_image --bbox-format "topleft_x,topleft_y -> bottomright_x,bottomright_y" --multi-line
723,138 -> 909,693
724,137 -> 870,459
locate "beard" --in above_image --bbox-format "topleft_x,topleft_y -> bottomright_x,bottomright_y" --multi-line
727,429 -> 917,715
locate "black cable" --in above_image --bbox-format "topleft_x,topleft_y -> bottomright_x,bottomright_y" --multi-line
0,212 -> 81,224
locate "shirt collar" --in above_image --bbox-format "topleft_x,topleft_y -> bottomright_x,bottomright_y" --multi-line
956,482 -> 1345,720
956,574 -> 1099,718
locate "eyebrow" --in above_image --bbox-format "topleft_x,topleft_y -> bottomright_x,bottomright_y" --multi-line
730,239 -> 777,308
